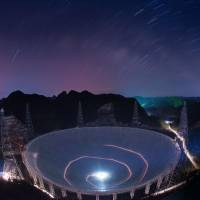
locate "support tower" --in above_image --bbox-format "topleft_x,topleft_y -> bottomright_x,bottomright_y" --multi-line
0,108 -> 24,181
131,101 -> 141,127
25,103 -> 34,141
178,101 -> 188,144
77,101 -> 84,127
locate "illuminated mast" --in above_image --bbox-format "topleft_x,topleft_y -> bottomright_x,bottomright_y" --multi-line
25,103 -> 34,141
168,101 -> 199,169
77,101 -> 84,127
0,108 -> 4,137
178,101 -> 188,144
0,108 -> 24,181
0,108 -> 5,156
131,100 -> 141,126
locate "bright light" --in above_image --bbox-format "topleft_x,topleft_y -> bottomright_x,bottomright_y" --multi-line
164,120 -> 173,125
2,172 -> 11,181
152,181 -> 186,196
91,171 -> 110,182
168,125 -> 199,170
34,184 -> 54,198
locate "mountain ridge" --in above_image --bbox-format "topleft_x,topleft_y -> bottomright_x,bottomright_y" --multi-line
0,90 -> 150,134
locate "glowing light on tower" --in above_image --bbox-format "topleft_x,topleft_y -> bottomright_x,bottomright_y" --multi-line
2,172 -> 11,181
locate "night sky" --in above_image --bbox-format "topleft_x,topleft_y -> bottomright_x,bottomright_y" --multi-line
1,0 -> 200,97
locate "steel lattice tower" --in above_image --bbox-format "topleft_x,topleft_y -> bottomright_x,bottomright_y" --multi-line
77,101 -> 84,127
0,108 -> 12,158
178,101 -> 194,172
0,108 -> 5,155
131,101 -> 141,126
0,108 -> 4,136
0,108 -> 24,181
178,101 -> 188,144
25,103 -> 34,141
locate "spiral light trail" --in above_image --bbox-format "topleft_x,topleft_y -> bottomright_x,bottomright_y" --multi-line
104,144 -> 149,182
64,155 -> 133,188
63,144 -> 149,190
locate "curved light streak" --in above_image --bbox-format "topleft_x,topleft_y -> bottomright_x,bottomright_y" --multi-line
33,184 -> 54,198
104,144 -> 149,182
168,125 -> 199,170
23,128 -> 182,197
64,155 -> 133,188
64,144 -> 149,190
151,181 -> 186,196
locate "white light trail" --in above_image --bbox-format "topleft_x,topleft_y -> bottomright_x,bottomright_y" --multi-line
64,155 -> 133,188
63,144 -> 149,189
151,181 -> 186,196
104,144 -> 149,182
168,125 -> 199,170
33,184 -> 54,199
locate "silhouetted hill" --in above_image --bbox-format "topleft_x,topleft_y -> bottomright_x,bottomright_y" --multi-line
0,180 -> 50,200
2,91 -> 200,133
0,90 -> 150,135
187,100 -> 200,129
136,96 -> 200,129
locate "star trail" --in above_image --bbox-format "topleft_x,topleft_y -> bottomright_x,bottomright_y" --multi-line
0,0 -> 200,97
